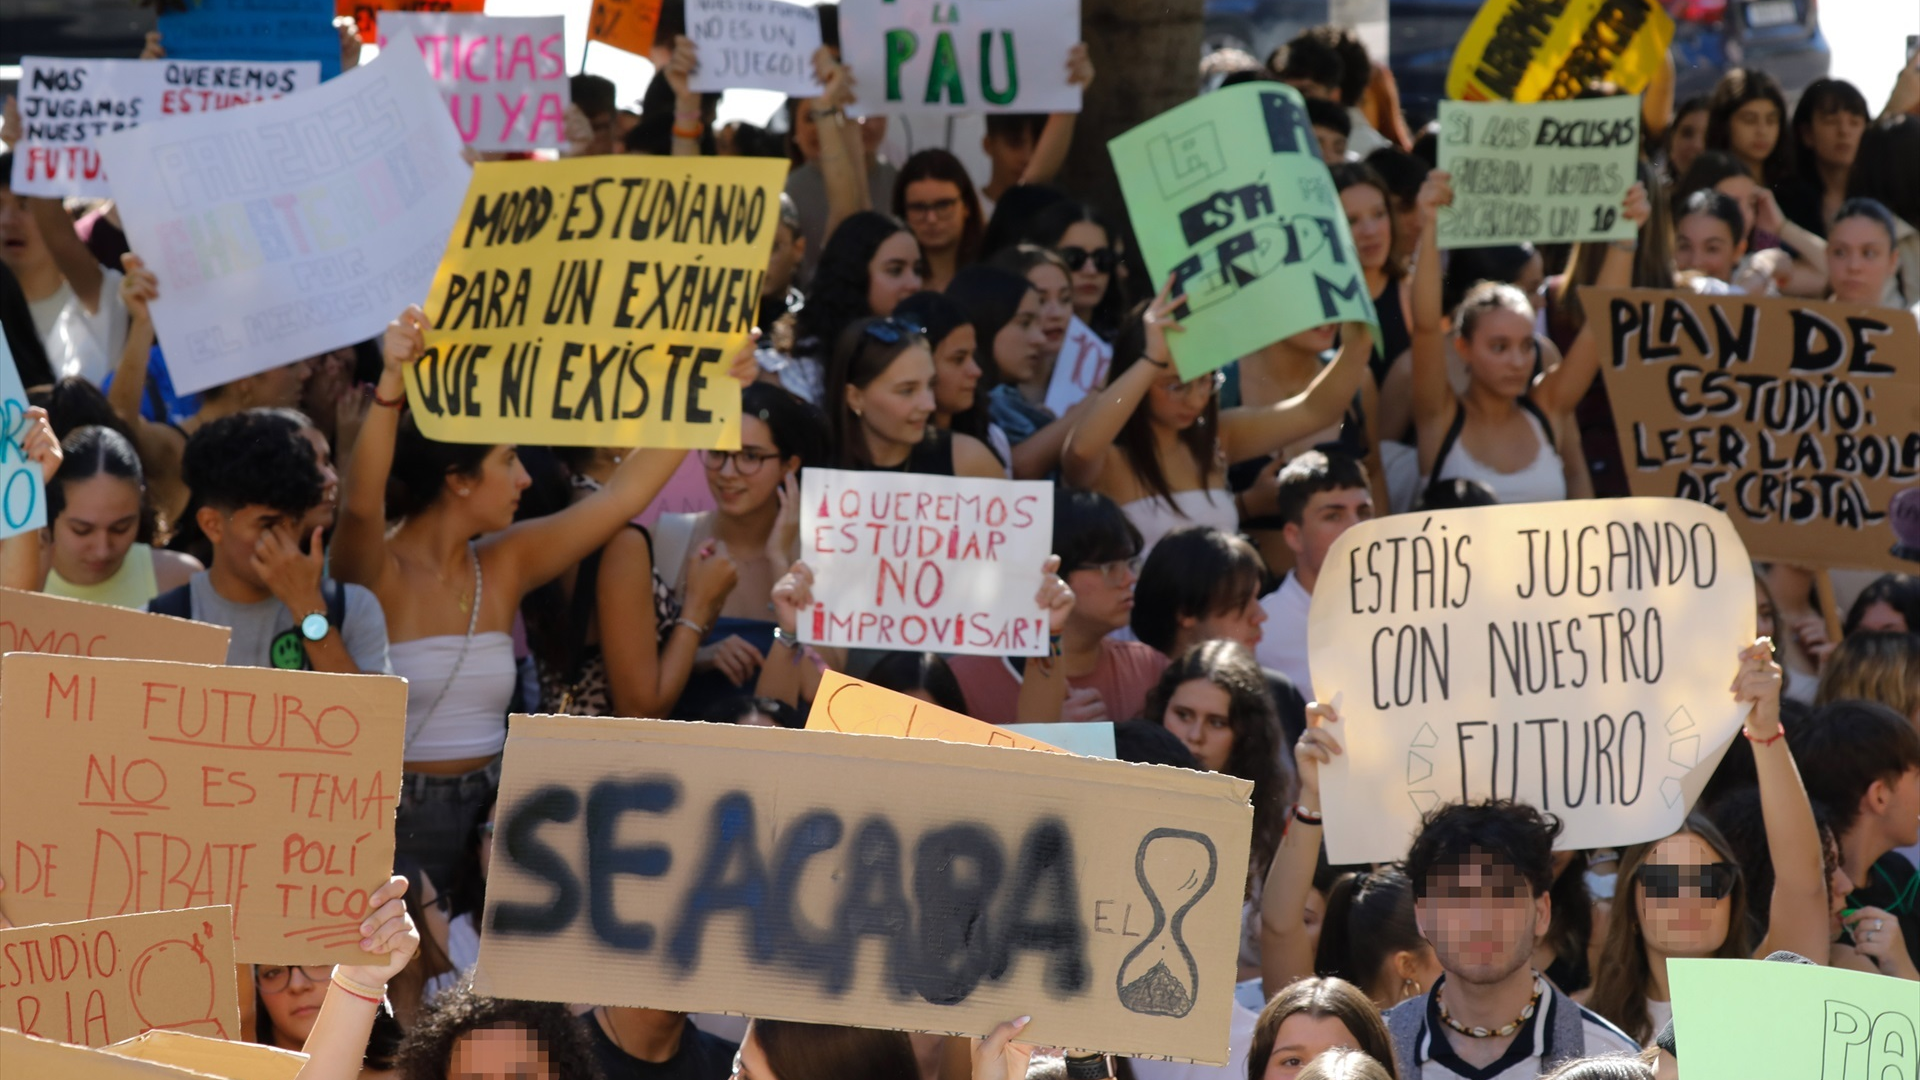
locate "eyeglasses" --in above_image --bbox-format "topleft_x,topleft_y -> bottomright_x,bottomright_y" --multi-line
862,316 -> 925,346
904,197 -> 961,219
1058,245 -> 1119,273
255,964 -> 332,993
701,448 -> 783,475
1074,556 -> 1142,586
1637,862 -> 1737,900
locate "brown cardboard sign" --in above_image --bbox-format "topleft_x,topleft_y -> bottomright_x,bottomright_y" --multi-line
1593,288 -> 1920,572
0,906 -> 240,1047
0,654 -> 405,963
103,1030 -> 306,1079
0,588 -> 230,672
474,715 -> 1253,1064
1,1026 -> 216,1078
805,671 -> 1069,752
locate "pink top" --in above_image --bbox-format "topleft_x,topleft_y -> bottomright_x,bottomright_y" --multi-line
949,638 -> 1169,725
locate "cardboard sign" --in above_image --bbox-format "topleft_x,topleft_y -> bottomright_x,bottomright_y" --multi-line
1592,289 -> 1920,574
1446,0 -> 1674,103
0,907 -> 240,1047
589,0 -> 664,58
0,589 -> 231,675
840,0 -> 1081,114
2,340 -> 44,540
95,49 -> 467,397
1435,95 -> 1640,249
405,154 -> 783,448
104,1031 -> 306,1079
687,0 -> 823,98
1308,498 -> 1754,864
2,1028 -> 220,1079
337,0 -> 486,43
806,670 -> 1069,752
10,57 -> 321,200
474,715 -> 1252,1063
159,0 -> 343,81
798,469 -> 1054,656
1043,316 -> 1113,417
1107,82 -> 1380,380
0,654 -> 406,963
1668,958 -> 1920,1079
379,14 -> 568,151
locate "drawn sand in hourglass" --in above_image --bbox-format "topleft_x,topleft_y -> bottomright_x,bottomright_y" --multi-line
1115,828 -> 1217,1017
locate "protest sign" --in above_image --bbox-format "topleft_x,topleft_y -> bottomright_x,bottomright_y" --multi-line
687,0 -> 823,97
1592,289 -> 1920,574
0,654 -> 406,963
96,49 -> 467,397
839,0 -> 1082,114
11,57 -> 322,202
798,469 -> 1054,655
103,1031 -> 306,1079
806,670 -> 1070,752
2,339 -> 45,540
475,714 -> 1252,1062
159,0 -> 343,81
2,1028 -> 216,1079
589,0 -> 664,58
337,0 -> 485,43
379,14 -> 567,151
0,589 -> 231,675
1043,316 -> 1113,417
1307,497 -> 1754,864
406,154 -> 783,448
1435,95 -> 1640,249
1446,0 -> 1673,103
1108,82 -> 1379,380
1668,958 -> 1920,1080
0,907 -> 240,1047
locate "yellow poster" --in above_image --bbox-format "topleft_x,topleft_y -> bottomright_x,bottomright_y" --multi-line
407,155 -> 786,448
1447,0 -> 1673,103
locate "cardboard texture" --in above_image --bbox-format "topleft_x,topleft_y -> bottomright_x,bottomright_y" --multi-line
1591,288 -> 1920,574
1107,83 -> 1380,380
687,0 -> 823,97
406,154 -> 786,448
1446,0 -> 1673,103
0,906 -> 240,1046
379,14 -> 568,151
0,654 -> 405,963
103,1030 -> 307,1079
0,588 -> 232,673
1309,498 -> 1755,864
1435,95 -> 1641,249
805,671 -> 1069,752
1,1026 -> 226,1078
475,715 -> 1253,1063
1668,958 -> 1920,1079
838,0 -> 1082,114
1,338 -> 44,539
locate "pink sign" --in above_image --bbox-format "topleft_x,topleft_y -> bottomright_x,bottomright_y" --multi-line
379,13 -> 567,151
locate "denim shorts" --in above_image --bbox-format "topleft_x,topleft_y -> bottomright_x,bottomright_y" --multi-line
396,757 -> 502,893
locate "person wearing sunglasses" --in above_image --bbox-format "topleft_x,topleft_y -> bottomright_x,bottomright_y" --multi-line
1021,199 -> 1130,341
822,314 -> 1004,478
892,149 -> 984,292
1583,640 -> 1830,1044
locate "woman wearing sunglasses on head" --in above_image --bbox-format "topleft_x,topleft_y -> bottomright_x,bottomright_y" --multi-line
824,314 -> 1005,478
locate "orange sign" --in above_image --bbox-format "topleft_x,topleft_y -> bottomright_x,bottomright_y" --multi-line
334,0 -> 484,44
589,0 -> 663,57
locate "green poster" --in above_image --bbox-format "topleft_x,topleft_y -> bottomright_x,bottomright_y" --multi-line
1435,94 -> 1641,249
1668,958 -> 1919,1079
1107,82 -> 1379,380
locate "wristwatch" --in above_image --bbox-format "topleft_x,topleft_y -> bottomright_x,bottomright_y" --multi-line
300,610 -> 331,642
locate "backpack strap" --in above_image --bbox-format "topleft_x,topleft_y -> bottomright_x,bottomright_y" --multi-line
149,582 -> 194,619
321,577 -> 347,628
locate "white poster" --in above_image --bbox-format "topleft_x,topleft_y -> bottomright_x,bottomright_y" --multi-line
379,13 -> 568,151
800,468 -> 1054,655
2,338 -> 46,540
687,0 -> 823,98
839,0 -> 1082,115
10,56 -> 320,199
1309,498 -> 1755,864
95,48 -> 468,396
1044,315 -> 1112,416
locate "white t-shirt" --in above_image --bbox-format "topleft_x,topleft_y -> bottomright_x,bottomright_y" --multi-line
27,268 -> 127,386
1256,571 -> 1314,696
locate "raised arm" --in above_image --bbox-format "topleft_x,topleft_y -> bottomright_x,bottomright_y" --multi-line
1738,640 -> 1832,963
1217,321 -> 1374,462
1061,279 -> 1180,489
330,308 -> 421,591
0,407 -> 61,591
490,446 -> 687,597
812,48 -> 869,242
1013,558 -> 1075,722
600,529 -> 732,718
665,36 -> 704,157
1017,46 -> 1094,187
293,876 -> 416,1080
1409,170 -> 1456,473
107,256 -> 187,468
1261,698 -> 1341,997
1534,181 -> 1649,416
25,197 -> 105,312
1008,398 -> 1089,480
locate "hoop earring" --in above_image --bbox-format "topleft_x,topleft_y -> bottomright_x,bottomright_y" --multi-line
1403,977 -> 1423,999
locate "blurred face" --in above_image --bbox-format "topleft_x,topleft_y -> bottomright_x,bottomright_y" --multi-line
1283,487 -> 1374,578
994,289 -> 1048,385
706,415 -> 790,516
51,474 -> 143,585
1260,1013 -> 1363,1080
848,345 -> 937,451
1854,600 -> 1908,634
1341,184 -> 1393,274
1754,578 -> 1777,640
0,188 -> 52,277
930,325 -> 982,417
1513,253 -> 1545,313
1065,554 -> 1140,633
982,127 -> 1037,179
1285,322 -> 1339,355
793,105 -> 822,162
1145,366 -> 1220,431
1026,263 -> 1073,356
1416,856 -> 1546,986
449,1024 -> 556,1080
1314,125 -> 1348,164
1282,77 -> 1337,102
238,360 -> 312,410
1728,99 -> 1781,168
298,425 -> 338,533
1891,769 -> 1920,847
1805,106 -> 1866,172
733,1025 -> 774,1080
1058,220 -> 1114,314
764,222 -> 803,299
1675,213 -> 1743,283
866,232 -> 924,317
1827,838 -> 1855,941
1456,307 -> 1537,398
1713,174 -> 1760,241
1826,216 -> 1899,305
902,178 -> 967,252
1191,596 -> 1266,651
255,964 -> 329,1047
1669,108 -> 1708,178
1161,678 -> 1234,771
1634,832 -> 1734,957
1391,196 -> 1422,264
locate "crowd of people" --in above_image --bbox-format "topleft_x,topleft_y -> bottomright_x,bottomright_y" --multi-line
2,6 -> 1919,1080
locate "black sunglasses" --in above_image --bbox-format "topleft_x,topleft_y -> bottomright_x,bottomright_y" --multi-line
1637,862 -> 1738,900
1058,245 -> 1118,273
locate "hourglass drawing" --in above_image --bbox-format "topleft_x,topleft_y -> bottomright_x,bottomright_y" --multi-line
1115,828 -> 1218,1018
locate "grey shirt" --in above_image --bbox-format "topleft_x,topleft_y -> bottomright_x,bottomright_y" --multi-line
785,158 -> 899,280
183,572 -> 392,674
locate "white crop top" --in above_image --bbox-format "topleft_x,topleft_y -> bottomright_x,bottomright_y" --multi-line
391,632 -> 518,761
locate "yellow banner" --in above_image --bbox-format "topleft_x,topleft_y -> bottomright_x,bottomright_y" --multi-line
1447,0 -> 1673,103
407,155 -> 786,447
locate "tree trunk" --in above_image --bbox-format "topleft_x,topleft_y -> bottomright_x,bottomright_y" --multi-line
1062,0 -> 1204,229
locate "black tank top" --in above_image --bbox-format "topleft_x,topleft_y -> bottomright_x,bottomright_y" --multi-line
856,429 -> 956,476
1368,276 -> 1412,386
